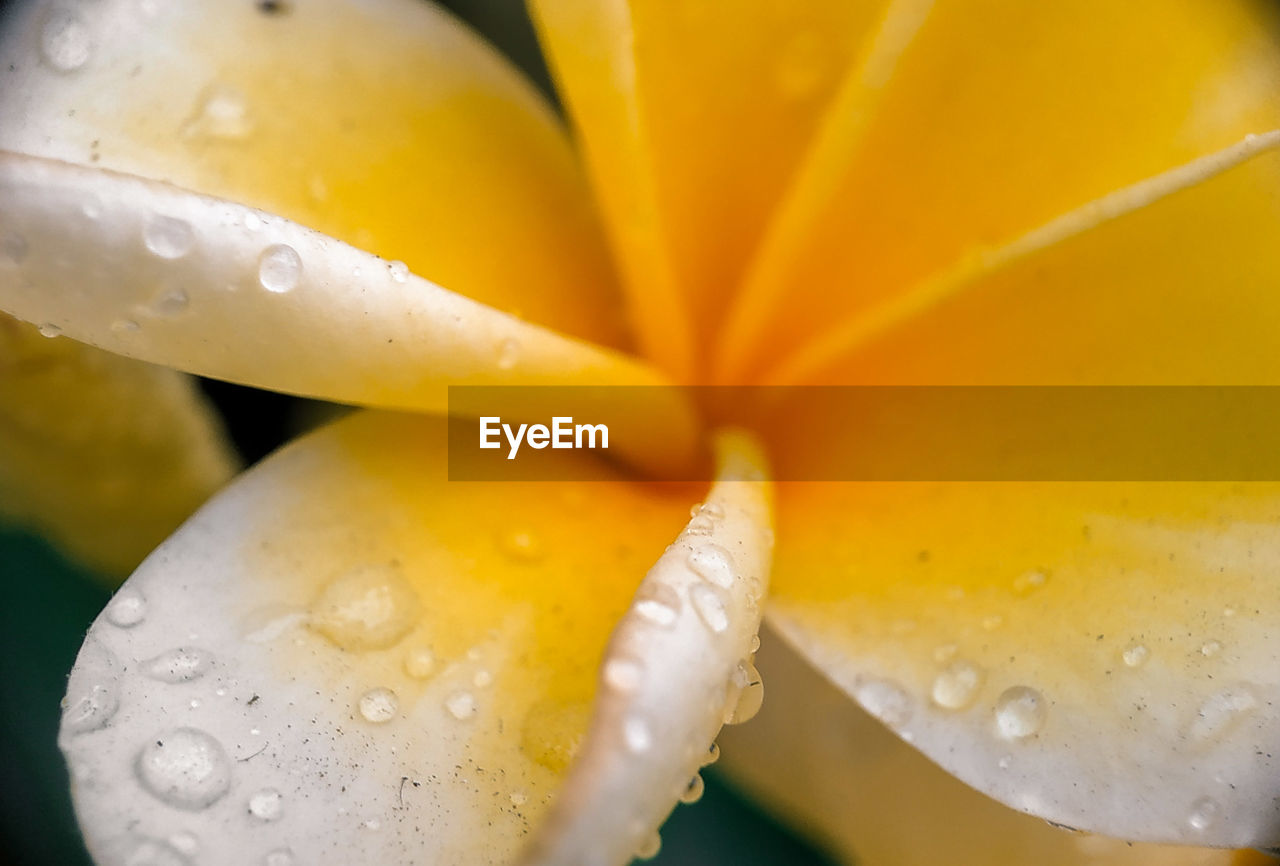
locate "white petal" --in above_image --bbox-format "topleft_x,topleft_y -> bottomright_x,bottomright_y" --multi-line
523,430 -> 774,865
59,413 -> 773,866
0,152 -> 697,476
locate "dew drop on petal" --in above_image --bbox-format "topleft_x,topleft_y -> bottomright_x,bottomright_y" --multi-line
1122,643 -> 1149,668
135,728 -> 232,810
496,337 -> 519,371
603,658 -> 644,693
168,832 -> 198,856
257,244 -> 302,293
309,564 -> 420,652
1012,569 -> 1048,596
623,716 -> 652,754
702,742 -> 720,766
498,527 -> 543,563
1188,687 -> 1258,742
472,669 -> 492,689
855,677 -> 912,729
690,583 -> 730,634
445,691 -> 476,721
994,686 -> 1047,740
680,773 -> 705,805
182,84 -> 253,141
263,850 -> 295,866
403,646 -> 436,680
40,10 -> 91,72
37,322 -> 61,338
124,837 -> 189,866
143,648 -> 214,684
635,832 -> 662,860
931,659 -> 984,710
105,589 -> 147,628
1188,796 -> 1220,833
152,289 -> 189,317
144,215 -> 195,259
1200,639 -> 1222,657
724,660 -> 764,725
686,515 -> 716,536
634,582 -> 681,629
686,544 -> 735,589
247,788 -> 284,822
358,687 -> 398,724
387,260 -> 409,283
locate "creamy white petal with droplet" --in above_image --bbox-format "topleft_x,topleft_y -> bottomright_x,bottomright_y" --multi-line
59,412 -> 772,866
0,152 -> 697,476
523,430 -> 774,865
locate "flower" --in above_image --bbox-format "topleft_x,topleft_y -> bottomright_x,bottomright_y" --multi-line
1,0 -> 1280,864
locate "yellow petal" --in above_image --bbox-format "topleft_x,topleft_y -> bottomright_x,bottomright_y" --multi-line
767,481 -> 1280,847
0,312 -> 236,578
529,0 -> 885,377
0,153 -> 699,477
765,135 -> 1280,386
0,0 -> 625,346
59,412 -> 774,865
722,627 -> 1248,866
716,0 -> 1280,382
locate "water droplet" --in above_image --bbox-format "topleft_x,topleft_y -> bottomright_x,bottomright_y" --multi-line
855,678 -> 912,729
243,212 -> 263,232
1012,570 -> 1049,596
1188,796 -> 1220,832
309,563 -> 420,651
702,742 -> 720,766
472,669 -> 493,688
182,84 -> 253,140
933,643 -> 958,663
362,818 -> 381,831
358,687 -> 398,724
994,686 -> 1047,740
124,837 -> 189,866
445,691 -> 476,720
687,544 -> 735,588
634,582 -> 681,628
520,699 -> 587,771
498,527 -> 543,563
111,318 -> 141,333
135,727 -> 232,810
168,832 -> 198,856
635,832 -> 661,860
152,289 -> 189,317
247,787 -> 284,822
932,659 -> 984,710
1122,643 -> 1149,668
403,646 -> 436,679
306,175 -> 329,205
690,502 -> 725,520
510,790 -> 528,807
263,850 -> 295,866
1,231 -> 27,265
724,660 -> 764,725
143,648 -> 214,684
680,773 -> 705,804
105,589 -> 147,628
496,337 -> 519,371
387,260 -> 409,283
1189,687 -> 1258,742
981,614 -> 1004,632
623,716 -> 652,753
1200,640 -> 1222,657
62,683 -> 118,735
690,583 -> 729,634
40,10 -> 91,73
686,515 -> 716,536
37,322 -> 61,338
997,754 -> 1013,770
603,658 -> 643,693
257,244 -> 302,293
144,215 -> 195,259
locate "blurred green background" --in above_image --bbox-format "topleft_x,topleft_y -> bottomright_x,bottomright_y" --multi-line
0,1 -> 840,863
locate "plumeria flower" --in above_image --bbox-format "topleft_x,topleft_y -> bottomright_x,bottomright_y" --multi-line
2,0 -> 1280,864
